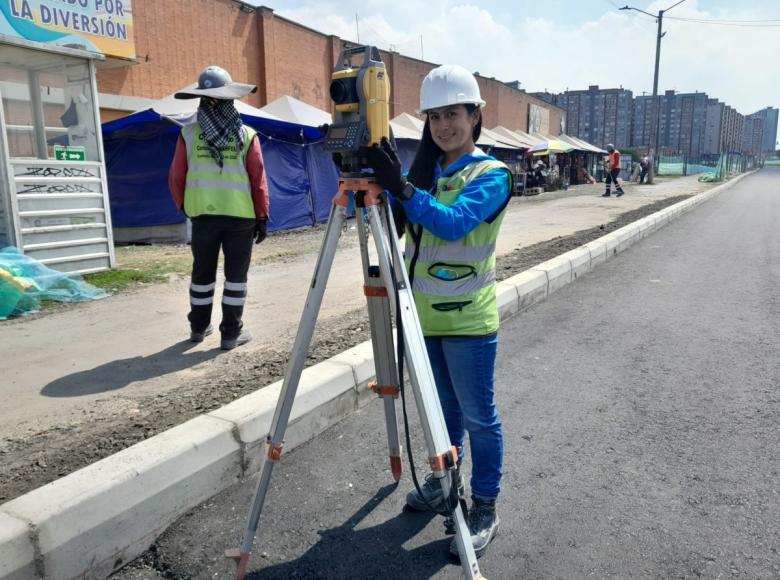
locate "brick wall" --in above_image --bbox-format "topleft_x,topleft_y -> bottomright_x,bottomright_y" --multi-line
97,0 -> 263,107
97,3 -> 563,133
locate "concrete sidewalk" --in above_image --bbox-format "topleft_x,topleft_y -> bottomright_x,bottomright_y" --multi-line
0,173 -> 750,580
0,176 -> 715,441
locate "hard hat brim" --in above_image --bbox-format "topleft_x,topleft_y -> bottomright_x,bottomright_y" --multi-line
174,82 -> 258,100
418,100 -> 486,115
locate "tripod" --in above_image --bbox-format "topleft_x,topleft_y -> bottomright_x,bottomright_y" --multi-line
226,177 -> 485,579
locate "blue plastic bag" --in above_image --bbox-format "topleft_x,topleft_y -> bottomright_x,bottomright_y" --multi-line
0,247 -> 109,320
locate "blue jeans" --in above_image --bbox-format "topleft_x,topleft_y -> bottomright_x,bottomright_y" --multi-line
425,333 -> 503,501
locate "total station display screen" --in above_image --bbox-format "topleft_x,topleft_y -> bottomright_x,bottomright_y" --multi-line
329,126 -> 348,139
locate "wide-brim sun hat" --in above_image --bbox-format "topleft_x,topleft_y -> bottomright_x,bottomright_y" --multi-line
418,64 -> 486,114
174,65 -> 257,100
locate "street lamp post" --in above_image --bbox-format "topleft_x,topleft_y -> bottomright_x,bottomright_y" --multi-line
621,0 -> 687,184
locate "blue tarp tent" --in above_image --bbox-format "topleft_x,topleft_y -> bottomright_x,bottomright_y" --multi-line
102,93 -> 339,239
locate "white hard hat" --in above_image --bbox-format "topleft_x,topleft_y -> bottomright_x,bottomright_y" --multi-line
419,64 -> 486,114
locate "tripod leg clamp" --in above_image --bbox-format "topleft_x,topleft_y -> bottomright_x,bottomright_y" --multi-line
364,286 -> 389,297
266,437 -> 284,462
368,381 -> 399,397
429,446 -> 459,472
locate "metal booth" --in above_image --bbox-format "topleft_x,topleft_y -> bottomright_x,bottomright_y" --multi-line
1,1 -> 135,274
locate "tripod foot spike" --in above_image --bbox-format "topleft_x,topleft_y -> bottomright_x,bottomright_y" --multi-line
225,548 -> 250,580
390,455 -> 402,481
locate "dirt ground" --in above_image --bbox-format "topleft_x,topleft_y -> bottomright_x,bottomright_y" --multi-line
0,195 -> 692,503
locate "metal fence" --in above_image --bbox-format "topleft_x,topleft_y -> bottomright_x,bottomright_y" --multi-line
656,152 -> 762,181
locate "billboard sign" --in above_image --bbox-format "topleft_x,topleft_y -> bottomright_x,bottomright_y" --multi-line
529,103 -> 550,135
0,0 -> 135,60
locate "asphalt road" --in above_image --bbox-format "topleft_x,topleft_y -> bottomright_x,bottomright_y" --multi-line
1,176 -> 711,441
117,168 -> 780,580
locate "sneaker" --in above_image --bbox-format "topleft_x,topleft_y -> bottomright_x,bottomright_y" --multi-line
406,470 -> 464,512
190,324 -> 213,343
220,329 -> 252,350
601,192 -> 611,197
615,190 -> 625,197
449,498 -> 500,559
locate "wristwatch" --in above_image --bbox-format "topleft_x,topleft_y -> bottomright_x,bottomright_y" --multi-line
400,180 -> 416,202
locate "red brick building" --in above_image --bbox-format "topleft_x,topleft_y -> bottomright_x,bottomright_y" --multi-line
96,0 -> 563,133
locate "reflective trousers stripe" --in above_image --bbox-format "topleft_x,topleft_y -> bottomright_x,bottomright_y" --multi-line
190,282 -> 216,292
224,280 -> 248,291
222,296 -> 246,306
190,297 -> 213,306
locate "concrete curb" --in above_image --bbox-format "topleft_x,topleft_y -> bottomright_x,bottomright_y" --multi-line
0,172 -> 752,579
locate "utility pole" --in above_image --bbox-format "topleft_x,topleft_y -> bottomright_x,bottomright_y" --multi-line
355,14 -> 360,43
621,0 -> 687,184
650,10 -> 663,183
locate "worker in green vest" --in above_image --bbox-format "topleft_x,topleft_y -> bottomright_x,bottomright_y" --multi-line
169,66 -> 269,350
364,64 -> 512,559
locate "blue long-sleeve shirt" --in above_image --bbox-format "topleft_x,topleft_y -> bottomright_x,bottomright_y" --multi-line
396,150 -> 511,241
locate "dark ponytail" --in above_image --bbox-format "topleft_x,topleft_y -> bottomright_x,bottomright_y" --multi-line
468,104 -> 483,143
406,119 -> 442,192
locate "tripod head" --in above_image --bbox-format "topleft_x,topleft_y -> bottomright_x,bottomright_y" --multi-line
324,45 -> 391,177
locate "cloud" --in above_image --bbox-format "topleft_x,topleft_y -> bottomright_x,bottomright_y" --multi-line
268,0 -> 779,115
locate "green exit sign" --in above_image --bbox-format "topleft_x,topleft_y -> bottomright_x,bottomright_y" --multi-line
53,146 -> 86,162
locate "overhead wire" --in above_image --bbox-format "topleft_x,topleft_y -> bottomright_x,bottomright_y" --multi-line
613,3 -> 780,26
664,16 -> 780,27
667,16 -> 780,23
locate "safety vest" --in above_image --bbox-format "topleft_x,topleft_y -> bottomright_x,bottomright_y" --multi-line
405,159 -> 512,336
181,124 -> 257,219
608,150 -> 621,170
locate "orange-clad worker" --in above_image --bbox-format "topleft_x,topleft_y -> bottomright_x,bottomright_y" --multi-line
601,143 -> 625,197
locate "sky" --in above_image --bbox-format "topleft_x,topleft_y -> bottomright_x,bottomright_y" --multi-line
251,0 -> 779,138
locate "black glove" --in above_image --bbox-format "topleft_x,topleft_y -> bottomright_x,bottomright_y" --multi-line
363,138 -> 413,201
254,219 -> 267,244
331,152 -> 344,172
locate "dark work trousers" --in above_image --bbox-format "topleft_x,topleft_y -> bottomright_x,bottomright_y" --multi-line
188,216 -> 255,340
605,168 -> 624,194
640,167 -> 648,183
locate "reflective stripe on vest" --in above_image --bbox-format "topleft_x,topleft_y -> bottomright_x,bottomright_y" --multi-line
406,240 -> 497,263
405,158 -> 512,336
181,124 -> 256,219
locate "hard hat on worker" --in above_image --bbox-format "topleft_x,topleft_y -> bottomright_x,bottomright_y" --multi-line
419,64 -> 486,114
174,65 -> 258,100
606,143 -> 615,152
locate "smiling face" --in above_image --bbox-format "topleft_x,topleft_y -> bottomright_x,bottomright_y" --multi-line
427,105 -> 480,167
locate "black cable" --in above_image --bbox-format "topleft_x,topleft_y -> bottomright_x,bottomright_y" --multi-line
389,210 -> 458,517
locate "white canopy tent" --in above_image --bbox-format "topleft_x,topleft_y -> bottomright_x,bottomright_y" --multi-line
489,126 -> 534,149
510,129 -> 543,149
259,95 -> 331,128
390,112 -> 424,140
480,127 -> 525,150
389,114 -> 524,150
561,134 -> 607,154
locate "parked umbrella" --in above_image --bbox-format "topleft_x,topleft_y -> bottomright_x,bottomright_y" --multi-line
530,138 -> 574,156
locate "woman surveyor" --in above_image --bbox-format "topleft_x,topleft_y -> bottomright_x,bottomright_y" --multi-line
364,64 -> 512,559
